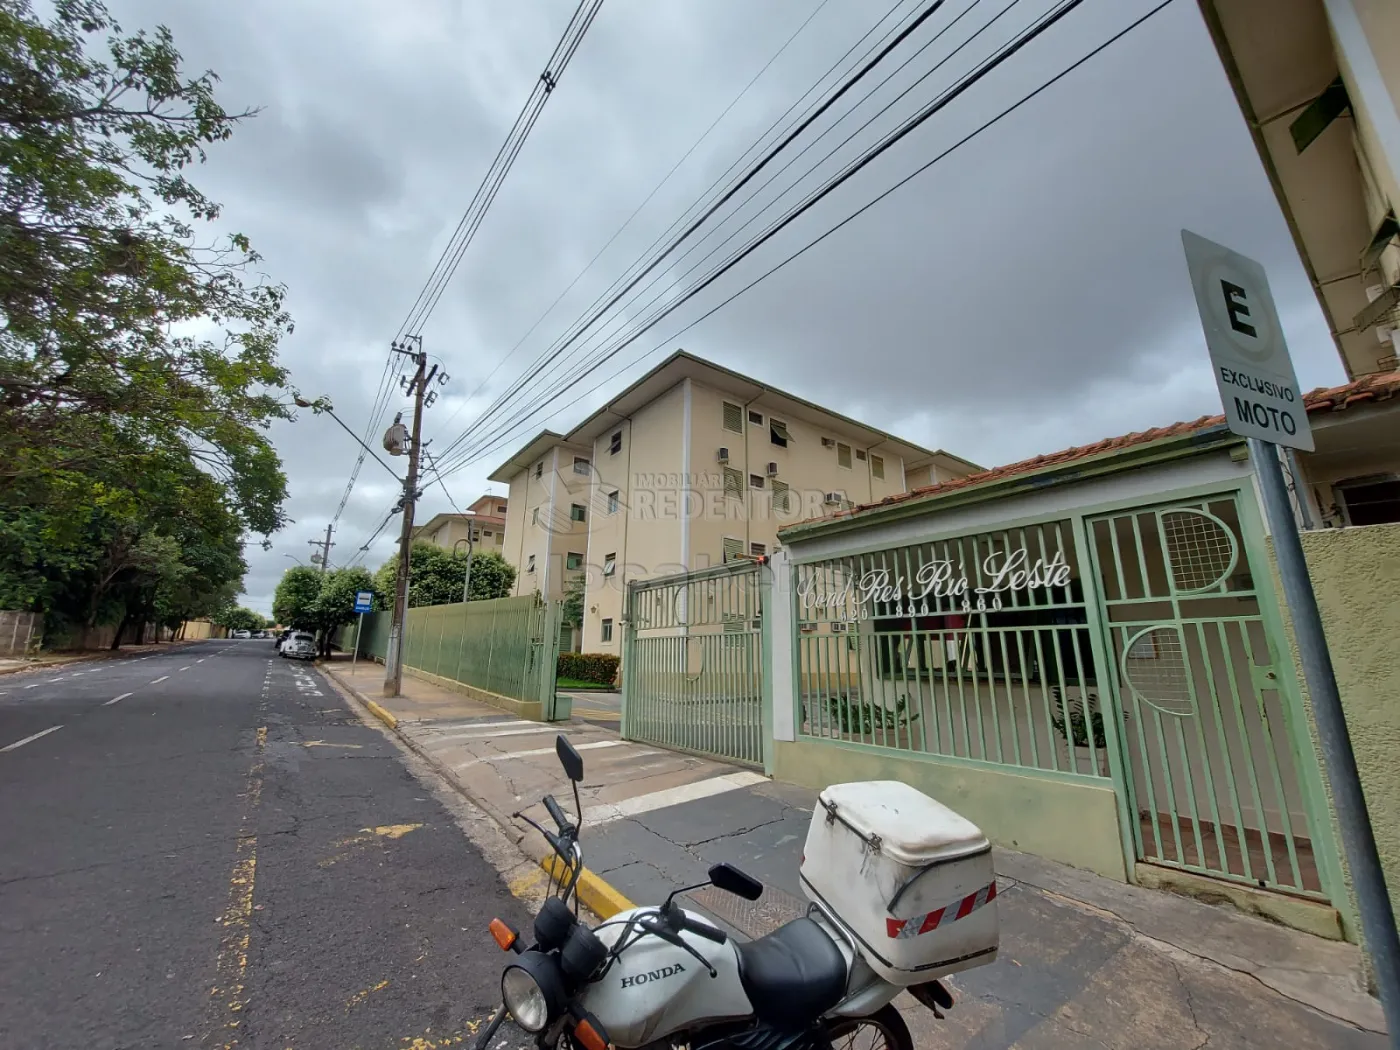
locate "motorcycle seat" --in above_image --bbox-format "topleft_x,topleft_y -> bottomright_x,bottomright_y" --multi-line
735,917 -> 847,1030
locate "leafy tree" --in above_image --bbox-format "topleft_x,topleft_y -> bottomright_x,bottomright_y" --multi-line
374,543 -> 515,609
0,0 -> 297,535
272,566 -> 322,631
214,606 -> 265,633
310,566 -> 377,655
561,572 -> 585,627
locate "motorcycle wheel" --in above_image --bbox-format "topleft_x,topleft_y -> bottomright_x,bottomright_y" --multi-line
823,1004 -> 913,1050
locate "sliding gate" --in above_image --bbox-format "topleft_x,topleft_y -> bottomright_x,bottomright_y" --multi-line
622,561 -> 764,767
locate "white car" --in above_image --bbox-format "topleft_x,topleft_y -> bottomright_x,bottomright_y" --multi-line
280,631 -> 317,660
232,629 -> 251,639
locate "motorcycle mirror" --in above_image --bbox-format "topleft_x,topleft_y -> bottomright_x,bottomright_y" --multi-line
556,735 -> 584,783
708,863 -> 763,901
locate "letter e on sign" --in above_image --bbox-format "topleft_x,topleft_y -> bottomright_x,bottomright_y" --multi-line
1181,230 -> 1314,451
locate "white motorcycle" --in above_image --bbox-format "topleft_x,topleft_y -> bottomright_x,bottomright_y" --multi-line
476,736 -> 1001,1050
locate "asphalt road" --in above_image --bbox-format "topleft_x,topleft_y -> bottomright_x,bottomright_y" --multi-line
0,639 -> 533,1050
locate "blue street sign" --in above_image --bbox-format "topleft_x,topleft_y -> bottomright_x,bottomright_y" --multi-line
353,591 -> 373,614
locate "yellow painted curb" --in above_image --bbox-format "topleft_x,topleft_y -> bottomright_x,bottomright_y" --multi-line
543,854 -> 634,919
571,706 -> 621,721
364,699 -> 398,731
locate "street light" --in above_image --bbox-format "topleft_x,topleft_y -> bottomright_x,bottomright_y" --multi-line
293,396 -> 401,482
284,553 -> 306,567
453,534 -> 474,604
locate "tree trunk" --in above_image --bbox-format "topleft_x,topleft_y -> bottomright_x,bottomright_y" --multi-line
133,618 -> 145,646
111,609 -> 134,650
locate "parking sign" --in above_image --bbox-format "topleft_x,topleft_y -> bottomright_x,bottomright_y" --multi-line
353,591 -> 373,614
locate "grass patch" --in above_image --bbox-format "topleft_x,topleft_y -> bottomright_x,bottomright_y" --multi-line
558,677 -> 616,691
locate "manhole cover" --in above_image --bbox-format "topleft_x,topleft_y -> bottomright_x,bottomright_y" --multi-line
683,882 -> 810,941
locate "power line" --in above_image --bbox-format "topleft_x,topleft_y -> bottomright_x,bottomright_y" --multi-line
430,0 -> 938,468
426,0 -> 842,444
434,0 -> 1021,475
445,0 -> 1181,475
347,506 -> 400,567
395,0 -> 605,341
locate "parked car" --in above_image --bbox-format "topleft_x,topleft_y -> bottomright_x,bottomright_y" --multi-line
280,631 -> 317,660
232,629 -> 251,639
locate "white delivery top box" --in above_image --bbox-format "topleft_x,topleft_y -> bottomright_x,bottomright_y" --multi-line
816,781 -> 990,865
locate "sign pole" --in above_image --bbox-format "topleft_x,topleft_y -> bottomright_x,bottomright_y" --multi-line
1183,230 -> 1400,1041
352,612 -> 363,674
1253,439 -> 1400,1032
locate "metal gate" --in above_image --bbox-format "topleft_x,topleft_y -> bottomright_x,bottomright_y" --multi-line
1088,495 -> 1324,899
622,561 -> 764,767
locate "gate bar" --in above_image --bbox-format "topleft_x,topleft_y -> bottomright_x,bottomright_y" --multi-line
1253,438 -> 1400,1045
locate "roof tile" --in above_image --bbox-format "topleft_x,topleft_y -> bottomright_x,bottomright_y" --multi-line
789,371 -> 1400,530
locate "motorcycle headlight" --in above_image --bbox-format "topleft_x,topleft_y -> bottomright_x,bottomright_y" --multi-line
502,952 -> 565,1034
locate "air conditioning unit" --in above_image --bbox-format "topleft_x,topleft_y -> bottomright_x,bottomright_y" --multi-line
823,492 -> 844,506
821,437 -> 836,448
830,621 -> 848,633
717,447 -> 730,464
766,461 -> 779,476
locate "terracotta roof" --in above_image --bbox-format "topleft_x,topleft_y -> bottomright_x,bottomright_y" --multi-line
785,371 -> 1400,532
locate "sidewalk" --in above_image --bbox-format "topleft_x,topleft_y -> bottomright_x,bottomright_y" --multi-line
0,639 -> 197,675
320,656 -> 1385,1048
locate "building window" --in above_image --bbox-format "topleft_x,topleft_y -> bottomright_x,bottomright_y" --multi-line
566,552 -> 584,570
750,542 -> 766,556
573,456 -> 591,476
534,461 -> 543,479
601,618 -> 614,643
531,507 -> 540,525
856,449 -> 867,461
749,474 -> 765,489
837,442 -> 852,469
723,467 -> 743,498
772,479 -> 790,513
722,536 -> 743,563
871,455 -> 885,480
607,490 -> 620,513
570,503 -> 586,522
723,401 -> 743,433
610,430 -> 623,455
1335,476 -> 1400,526
748,409 -> 764,425
603,552 -> 617,576
527,554 -> 536,573
770,419 -> 790,447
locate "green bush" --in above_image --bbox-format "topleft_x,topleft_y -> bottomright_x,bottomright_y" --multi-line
557,652 -> 620,686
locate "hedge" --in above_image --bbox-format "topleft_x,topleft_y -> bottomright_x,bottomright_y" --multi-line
557,651 -> 620,685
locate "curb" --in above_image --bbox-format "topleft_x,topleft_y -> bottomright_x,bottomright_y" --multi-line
317,662 -> 637,918
363,699 -> 398,730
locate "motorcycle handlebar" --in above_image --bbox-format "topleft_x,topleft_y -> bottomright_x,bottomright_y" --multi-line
543,794 -> 570,833
674,911 -> 726,944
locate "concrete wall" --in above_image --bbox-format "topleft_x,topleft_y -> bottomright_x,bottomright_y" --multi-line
1270,522 -> 1400,926
773,739 -> 1127,880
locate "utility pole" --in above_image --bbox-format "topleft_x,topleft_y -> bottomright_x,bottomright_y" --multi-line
309,524 -> 335,573
383,336 -> 438,698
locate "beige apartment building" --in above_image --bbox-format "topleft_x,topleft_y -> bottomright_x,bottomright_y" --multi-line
412,494 -> 508,553
1200,0 -> 1400,378
489,352 -> 979,654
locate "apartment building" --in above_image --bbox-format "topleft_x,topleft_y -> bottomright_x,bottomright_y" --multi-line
412,495 -> 508,552
488,351 -> 980,654
491,432 -> 593,601
1201,0 -> 1399,378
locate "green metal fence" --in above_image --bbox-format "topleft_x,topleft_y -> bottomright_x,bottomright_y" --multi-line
345,596 -> 561,712
622,562 -> 764,768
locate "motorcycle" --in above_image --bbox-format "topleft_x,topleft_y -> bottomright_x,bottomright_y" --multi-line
476,735 -> 989,1050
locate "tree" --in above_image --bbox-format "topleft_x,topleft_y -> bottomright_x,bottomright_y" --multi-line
0,0 -> 297,535
272,566 -> 322,631
310,566 -> 376,655
561,572 -> 585,627
374,543 -> 515,608
213,606 -> 265,633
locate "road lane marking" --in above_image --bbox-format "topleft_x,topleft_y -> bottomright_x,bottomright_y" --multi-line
582,771 -> 768,827
197,658 -> 206,663
23,683 -> 42,689
179,666 -> 191,671
105,692 -> 133,706
150,675 -> 169,684
2,725 -> 63,752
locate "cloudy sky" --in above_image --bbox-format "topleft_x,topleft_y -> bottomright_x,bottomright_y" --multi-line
107,0 -> 1347,617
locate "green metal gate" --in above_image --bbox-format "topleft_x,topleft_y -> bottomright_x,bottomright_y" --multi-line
622,562 -> 764,767
1088,495 -> 1324,899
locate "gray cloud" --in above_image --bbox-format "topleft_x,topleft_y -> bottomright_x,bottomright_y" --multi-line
104,0 -> 1348,616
